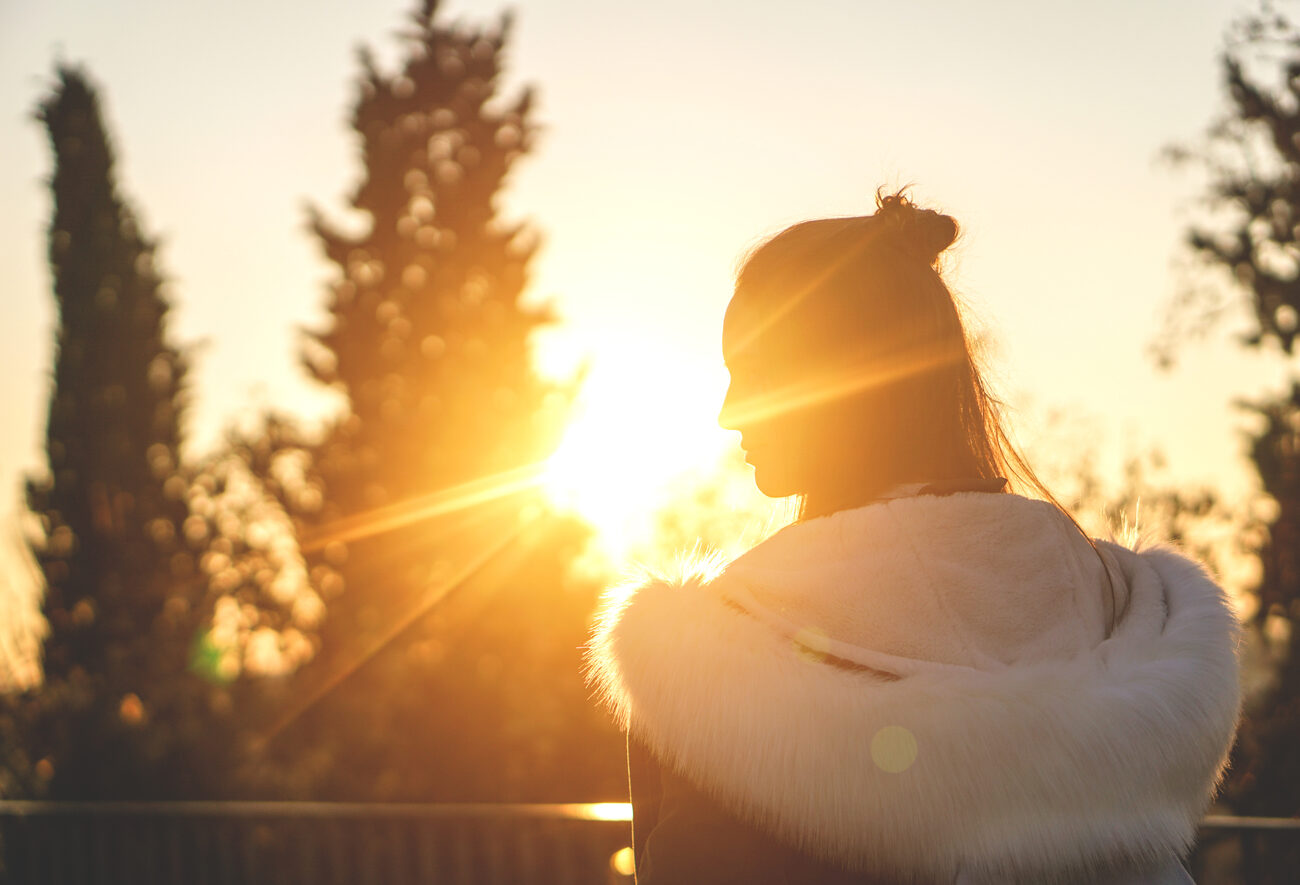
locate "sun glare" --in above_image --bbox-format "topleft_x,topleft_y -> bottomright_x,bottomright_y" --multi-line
542,357 -> 731,559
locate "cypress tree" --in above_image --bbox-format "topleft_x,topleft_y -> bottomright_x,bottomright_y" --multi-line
24,66 -> 196,797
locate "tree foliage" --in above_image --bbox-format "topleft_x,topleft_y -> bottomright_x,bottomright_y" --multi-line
18,67 -> 325,802
22,65 -> 209,798
302,0 -> 559,498
260,0 -> 622,801
1170,4 -> 1300,356
1174,2 -> 1300,877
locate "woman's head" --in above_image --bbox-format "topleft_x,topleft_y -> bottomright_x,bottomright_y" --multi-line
719,190 -> 1029,518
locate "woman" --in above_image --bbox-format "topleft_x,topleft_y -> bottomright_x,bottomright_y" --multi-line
587,192 -> 1242,884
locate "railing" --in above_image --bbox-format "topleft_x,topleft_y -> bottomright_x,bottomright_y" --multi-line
1190,815 -> 1300,884
0,801 -> 635,885
1,803 -> 1297,885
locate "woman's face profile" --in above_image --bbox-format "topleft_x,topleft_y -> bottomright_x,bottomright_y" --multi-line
718,292 -> 820,499
719,283 -> 890,507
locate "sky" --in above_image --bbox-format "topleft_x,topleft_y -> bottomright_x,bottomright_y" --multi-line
0,0 -> 1286,625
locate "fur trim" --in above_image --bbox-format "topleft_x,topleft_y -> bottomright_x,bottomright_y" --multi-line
587,494 -> 1242,884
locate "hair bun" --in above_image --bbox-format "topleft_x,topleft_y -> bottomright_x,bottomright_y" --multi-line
874,190 -> 958,266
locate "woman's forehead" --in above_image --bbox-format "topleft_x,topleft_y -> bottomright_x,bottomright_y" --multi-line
722,289 -> 819,364
721,294 -> 766,363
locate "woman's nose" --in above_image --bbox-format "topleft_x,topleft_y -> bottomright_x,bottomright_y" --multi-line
718,384 -> 739,431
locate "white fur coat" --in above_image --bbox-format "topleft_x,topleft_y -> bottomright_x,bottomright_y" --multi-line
587,492 -> 1243,884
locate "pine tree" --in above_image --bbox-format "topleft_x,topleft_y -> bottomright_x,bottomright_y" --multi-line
270,0 -> 622,800
24,66 -> 201,798
304,0 -> 556,499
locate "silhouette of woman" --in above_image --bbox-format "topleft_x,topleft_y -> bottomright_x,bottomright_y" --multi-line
588,192 -> 1242,884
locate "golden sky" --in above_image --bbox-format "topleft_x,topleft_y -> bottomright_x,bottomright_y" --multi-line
0,0 -> 1281,606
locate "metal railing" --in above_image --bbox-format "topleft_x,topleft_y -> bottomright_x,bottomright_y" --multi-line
1,802 -> 1296,885
0,801 -> 634,885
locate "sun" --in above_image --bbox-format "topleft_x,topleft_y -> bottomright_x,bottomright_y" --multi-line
541,355 -> 732,559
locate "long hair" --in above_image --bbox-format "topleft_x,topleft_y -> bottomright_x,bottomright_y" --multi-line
727,190 -> 1119,628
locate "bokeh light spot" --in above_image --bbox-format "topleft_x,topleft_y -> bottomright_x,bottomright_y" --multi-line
610,846 -> 635,877
118,693 -> 145,725
871,725 -> 917,773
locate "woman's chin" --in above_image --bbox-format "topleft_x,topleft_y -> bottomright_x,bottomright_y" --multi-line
750,463 -> 801,500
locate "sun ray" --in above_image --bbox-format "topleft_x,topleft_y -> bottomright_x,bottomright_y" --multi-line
255,461 -> 569,744
298,463 -> 549,554
259,508 -> 540,747
721,339 -> 964,429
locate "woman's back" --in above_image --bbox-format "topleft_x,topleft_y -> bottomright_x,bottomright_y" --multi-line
591,488 -> 1241,883
586,193 -> 1242,883
630,740 -> 899,884
634,746 -> 1199,885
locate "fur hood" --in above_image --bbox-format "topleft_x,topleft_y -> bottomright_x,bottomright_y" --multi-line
587,491 -> 1243,884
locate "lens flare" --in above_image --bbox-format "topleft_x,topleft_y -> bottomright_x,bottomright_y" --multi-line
540,361 -> 731,559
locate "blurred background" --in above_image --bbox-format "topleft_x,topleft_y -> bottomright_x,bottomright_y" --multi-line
0,0 -> 1298,881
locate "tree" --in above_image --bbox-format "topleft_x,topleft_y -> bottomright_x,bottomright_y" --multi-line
264,0 -> 621,800
1215,385 -> 1300,879
1173,2 -> 1300,879
19,66 -> 324,802
23,65 -> 204,798
1169,6 -> 1300,354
